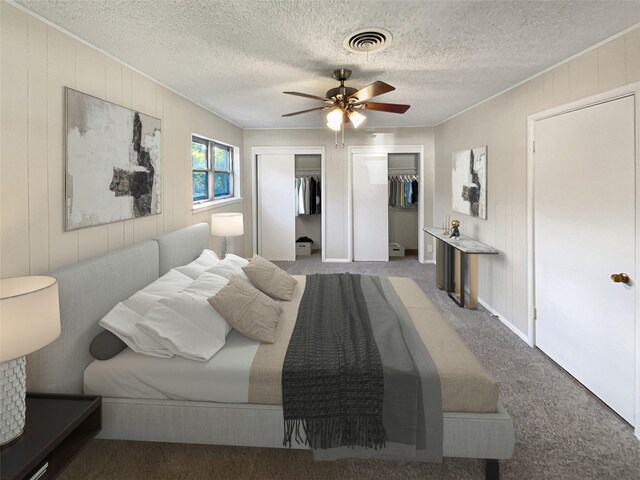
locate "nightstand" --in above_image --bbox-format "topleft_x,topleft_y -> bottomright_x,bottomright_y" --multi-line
1,393 -> 101,480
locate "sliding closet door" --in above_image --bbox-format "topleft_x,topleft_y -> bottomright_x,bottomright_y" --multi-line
257,154 -> 295,261
352,153 -> 389,262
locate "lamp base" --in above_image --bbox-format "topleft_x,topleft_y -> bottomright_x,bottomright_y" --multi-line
221,236 -> 234,258
1,356 -> 26,447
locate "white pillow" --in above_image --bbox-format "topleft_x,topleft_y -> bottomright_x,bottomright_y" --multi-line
136,292 -> 227,362
174,249 -> 221,279
136,272 -> 231,361
99,303 -> 173,358
123,269 -> 193,315
206,254 -> 250,282
183,271 -> 230,298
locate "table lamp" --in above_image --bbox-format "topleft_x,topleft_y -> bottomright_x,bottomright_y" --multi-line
210,212 -> 244,258
1,276 -> 61,446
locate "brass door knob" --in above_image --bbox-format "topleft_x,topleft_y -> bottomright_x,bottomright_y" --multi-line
611,273 -> 630,284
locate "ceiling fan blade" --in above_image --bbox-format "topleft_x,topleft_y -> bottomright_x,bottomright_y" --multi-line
349,81 -> 395,102
282,106 -> 327,117
355,102 -> 411,114
283,91 -> 330,102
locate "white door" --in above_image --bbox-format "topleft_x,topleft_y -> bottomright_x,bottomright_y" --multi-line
534,95 -> 636,424
257,154 -> 296,261
353,153 -> 389,262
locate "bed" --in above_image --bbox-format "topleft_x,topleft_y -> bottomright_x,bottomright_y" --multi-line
27,223 -> 514,479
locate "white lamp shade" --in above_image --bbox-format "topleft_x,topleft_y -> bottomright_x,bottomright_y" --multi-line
0,276 -> 61,362
211,212 -> 244,237
348,110 -> 366,128
326,108 -> 343,131
326,119 -> 342,131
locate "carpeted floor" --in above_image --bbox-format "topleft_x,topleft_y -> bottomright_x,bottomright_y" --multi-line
60,254 -> 640,479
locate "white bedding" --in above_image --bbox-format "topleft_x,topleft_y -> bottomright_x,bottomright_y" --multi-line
84,330 -> 260,403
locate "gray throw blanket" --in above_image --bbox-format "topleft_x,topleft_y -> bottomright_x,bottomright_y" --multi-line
282,273 -> 386,450
282,273 -> 443,462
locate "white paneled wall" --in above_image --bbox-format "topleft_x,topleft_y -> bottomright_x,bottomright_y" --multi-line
0,3 -> 244,278
243,128 -> 435,261
434,26 -> 640,339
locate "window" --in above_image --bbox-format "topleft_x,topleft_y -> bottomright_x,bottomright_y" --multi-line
192,136 -> 236,204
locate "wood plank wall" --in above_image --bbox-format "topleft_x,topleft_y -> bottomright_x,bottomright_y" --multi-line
434,27 -> 640,339
1,3 -> 244,278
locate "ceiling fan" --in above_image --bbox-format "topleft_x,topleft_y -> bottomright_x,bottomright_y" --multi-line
282,68 -> 410,145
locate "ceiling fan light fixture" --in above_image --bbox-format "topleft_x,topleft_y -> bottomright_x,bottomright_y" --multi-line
326,108 -> 343,130
327,120 -> 342,131
348,110 -> 366,128
282,68 -> 409,147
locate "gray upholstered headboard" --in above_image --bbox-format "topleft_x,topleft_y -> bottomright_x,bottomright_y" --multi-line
27,223 -> 210,394
156,223 -> 209,275
27,240 -> 160,394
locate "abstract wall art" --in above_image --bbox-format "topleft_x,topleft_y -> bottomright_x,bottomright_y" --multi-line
452,146 -> 487,219
65,87 -> 161,230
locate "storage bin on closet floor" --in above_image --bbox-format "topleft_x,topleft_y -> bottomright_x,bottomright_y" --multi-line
389,242 -> 405,257
296,242 -> 312,256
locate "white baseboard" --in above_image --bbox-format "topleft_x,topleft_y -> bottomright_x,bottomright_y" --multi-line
322,258 -> 351,263
423,259 -> 435,265
477,297 -> 534,347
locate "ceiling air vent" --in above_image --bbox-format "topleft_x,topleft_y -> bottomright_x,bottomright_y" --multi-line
343,28 -> 392,54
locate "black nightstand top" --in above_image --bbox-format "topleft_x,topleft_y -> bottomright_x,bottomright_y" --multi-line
1,393 -> 101,480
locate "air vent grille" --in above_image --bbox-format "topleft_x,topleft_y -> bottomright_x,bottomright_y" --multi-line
343,28 -> 392,54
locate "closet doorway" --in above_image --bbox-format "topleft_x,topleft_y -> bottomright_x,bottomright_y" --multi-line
388,153 -> 421,259
294,154 -> 323,258
348,145 -> 425,262
252,146 -> 325,262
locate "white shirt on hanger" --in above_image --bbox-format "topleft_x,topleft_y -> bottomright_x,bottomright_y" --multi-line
298,177 -> 306,215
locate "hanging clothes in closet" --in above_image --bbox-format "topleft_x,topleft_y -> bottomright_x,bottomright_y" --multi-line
388,175 -> 419,208
295,175 -> 321,215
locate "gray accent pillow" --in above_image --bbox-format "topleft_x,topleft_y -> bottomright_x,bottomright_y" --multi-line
208,276 -> 282,344
242,255 -> 297,300
90,329 -> 127,360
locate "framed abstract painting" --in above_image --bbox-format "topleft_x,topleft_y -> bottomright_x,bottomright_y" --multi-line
65,87 -> 161,230
451,146 -> 487,219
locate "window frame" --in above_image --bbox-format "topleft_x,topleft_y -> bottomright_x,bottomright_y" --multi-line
191,135 -> 238,207
212,143 -> 233,200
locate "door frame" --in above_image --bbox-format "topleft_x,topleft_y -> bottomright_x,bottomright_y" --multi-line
251,146 -> 326,260
347,145 -> 426,263
526,82 -> 640,436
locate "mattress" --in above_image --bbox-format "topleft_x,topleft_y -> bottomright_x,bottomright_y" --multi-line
85,275 -> 499,413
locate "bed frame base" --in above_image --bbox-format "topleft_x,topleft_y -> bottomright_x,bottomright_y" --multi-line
97,396 -> 514,477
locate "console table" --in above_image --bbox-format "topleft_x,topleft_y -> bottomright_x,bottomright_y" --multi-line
424,227 -> 499,309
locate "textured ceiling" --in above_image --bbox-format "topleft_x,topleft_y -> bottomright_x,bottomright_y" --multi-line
15,0 -> 640,128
